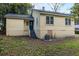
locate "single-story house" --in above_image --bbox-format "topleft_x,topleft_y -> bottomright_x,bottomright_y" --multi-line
5,9 -> 75,39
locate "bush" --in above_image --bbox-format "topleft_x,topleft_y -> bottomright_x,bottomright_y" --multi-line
44,34 -> 53,40
0,38 -> 3,41
0,47 -> 4,53
75,31 -> 79,34
44,34 -> 50,40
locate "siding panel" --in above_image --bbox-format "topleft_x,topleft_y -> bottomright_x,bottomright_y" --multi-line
39,15 -> 75,39
6,19 -> 29,36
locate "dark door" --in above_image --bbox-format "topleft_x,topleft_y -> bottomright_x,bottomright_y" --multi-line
29,21 -> 37,38
29,21 -> 33,30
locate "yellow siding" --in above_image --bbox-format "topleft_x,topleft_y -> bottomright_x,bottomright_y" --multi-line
6,19 -> 29,36
39,15 -> 75,39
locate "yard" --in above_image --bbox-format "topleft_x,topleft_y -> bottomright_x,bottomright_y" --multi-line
0,36 -> 79,56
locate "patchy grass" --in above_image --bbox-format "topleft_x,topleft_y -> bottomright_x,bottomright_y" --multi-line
0,36 -> 79,56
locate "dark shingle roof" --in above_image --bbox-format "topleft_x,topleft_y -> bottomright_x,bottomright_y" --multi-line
33,9 -> 72,17
5,14 -> 33,20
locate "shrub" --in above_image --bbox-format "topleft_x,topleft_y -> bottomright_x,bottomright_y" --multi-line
44,34 -> 50,40
0,48 -> 4,52
0,38 -> 3,41
75,31 -> 79,34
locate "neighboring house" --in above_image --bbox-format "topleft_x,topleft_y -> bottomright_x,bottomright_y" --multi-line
5,9 -> 75,39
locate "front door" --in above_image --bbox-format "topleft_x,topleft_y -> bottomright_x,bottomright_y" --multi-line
29,21 -> 37,38
29,21 -> 34,30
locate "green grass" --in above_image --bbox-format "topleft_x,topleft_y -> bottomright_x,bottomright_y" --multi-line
0,36 -> 79,56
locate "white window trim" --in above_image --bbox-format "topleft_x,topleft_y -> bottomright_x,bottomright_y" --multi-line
46,16 -> 54,25
65,18 -> 71,26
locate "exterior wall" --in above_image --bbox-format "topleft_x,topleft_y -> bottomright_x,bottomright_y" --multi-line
32,10 -> 40,38
39,14 -> 75,39
6,19 -> 29,36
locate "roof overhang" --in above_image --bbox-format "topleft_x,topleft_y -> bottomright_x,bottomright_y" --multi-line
33,9 -> 72,17
5,14 -> 34,21
40,12 -> 72,17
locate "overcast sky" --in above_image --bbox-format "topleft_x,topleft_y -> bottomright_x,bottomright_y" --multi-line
33,3 -> 74,14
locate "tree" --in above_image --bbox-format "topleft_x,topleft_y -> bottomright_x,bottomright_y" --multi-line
71,3 -> 79,17
0,3 -> 32,33
48,3 -> 65,12
9,3 -> 32,14
71,3 -> 79,24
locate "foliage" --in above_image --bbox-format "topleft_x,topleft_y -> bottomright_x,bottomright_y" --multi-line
75,31 -> 79,34
48,3 -> 65,12
9,3 -> 32,14
71,3 -> 79,17
0,38 -> 4,54
71,3 -> 79,24
0,3 -> 32,16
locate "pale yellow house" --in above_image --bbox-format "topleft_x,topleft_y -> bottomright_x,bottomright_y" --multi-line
5,9 -> 75,39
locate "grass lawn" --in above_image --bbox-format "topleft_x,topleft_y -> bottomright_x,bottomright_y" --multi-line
0,36 -> 79,56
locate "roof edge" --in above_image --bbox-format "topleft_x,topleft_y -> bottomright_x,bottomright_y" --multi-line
33,9 -> 72,17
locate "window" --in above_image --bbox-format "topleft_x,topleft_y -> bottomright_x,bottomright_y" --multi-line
46,16 -> 49,24
46,16 -> 54,24
65,18 -> 71,25
50,17 -> 53,24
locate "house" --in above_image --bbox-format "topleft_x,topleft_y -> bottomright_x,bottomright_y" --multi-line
5,9 -> 75,39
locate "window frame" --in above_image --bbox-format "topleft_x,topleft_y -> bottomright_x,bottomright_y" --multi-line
65,18 -> 71,26
46,16 -> 54,25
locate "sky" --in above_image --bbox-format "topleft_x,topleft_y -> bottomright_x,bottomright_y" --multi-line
33,3 -> 74,14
